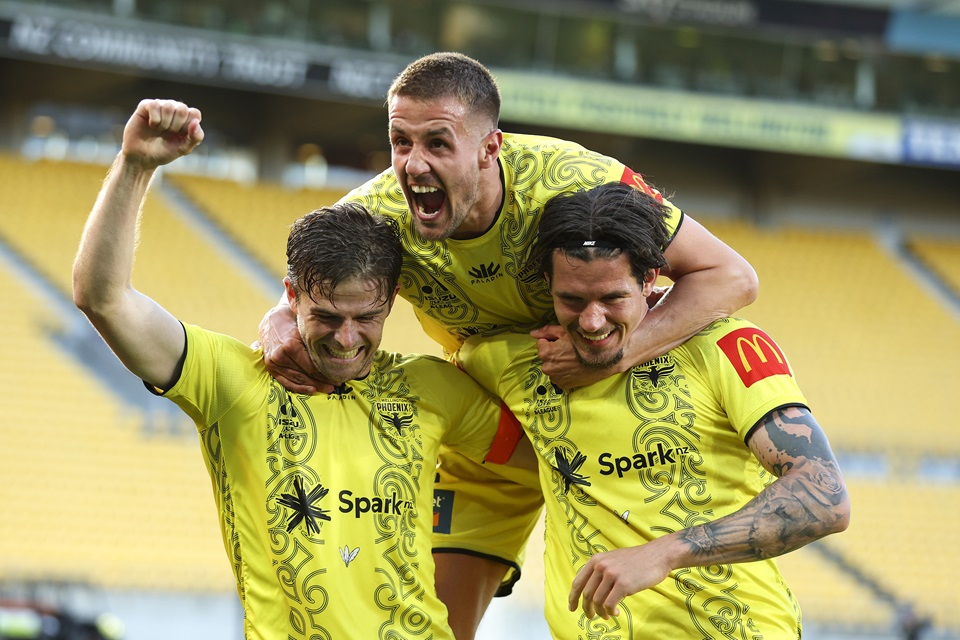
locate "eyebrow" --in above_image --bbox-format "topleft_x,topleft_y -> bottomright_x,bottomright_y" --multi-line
389,123 -> 454,138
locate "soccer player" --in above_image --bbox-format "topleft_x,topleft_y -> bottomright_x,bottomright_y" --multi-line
71,99 -> 521,639
255,52 -> 760,636
453,182 -> 851,638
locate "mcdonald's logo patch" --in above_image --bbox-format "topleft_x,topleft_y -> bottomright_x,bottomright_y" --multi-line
619,166 -> 663,203
717,327 -> 791,388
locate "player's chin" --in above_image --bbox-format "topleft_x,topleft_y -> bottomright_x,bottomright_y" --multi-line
574,346 -> 625,370
412,217 -> 452,242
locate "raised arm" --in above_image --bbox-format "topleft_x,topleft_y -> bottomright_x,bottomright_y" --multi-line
535,214 -> 758,388
72,99 -> 204,389
568,406 -> 850,619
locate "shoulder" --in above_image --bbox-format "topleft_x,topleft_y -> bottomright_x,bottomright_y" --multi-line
459,331 -> 538,380
501,132 -> 603,159
677,317 -> 793,380
339,168 -> 405,216
373,350 -> 474,387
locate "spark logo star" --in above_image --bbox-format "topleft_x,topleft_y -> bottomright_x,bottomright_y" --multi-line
277,476 -> 331,534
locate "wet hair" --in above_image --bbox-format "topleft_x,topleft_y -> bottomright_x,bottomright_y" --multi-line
530,182 -> 672,283
286,202 -> 402,305
387,52 -> 501,129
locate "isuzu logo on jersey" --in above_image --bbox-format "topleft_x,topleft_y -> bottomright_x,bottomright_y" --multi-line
717,327 -> 791,388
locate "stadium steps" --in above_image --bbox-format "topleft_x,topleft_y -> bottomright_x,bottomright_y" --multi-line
903,234 -> 960,311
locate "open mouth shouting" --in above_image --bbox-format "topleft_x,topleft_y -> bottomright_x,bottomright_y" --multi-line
410,184 -> 447,220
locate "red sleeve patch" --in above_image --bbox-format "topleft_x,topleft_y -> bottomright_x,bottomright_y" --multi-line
717,327 -> 791,388
619,166 -> 663,203
484,401 -> 523,464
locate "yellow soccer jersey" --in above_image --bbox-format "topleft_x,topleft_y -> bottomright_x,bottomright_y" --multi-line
162,323 -> 503,640
341,132 -> 683,354
458,318 -> 809,639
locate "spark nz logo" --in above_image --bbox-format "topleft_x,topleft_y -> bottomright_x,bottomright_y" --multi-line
277,476 -> 331,534
468,262 -> 502,283
598,442 -> 691,478
551,447 -> 591,494
338,490 -> 414,519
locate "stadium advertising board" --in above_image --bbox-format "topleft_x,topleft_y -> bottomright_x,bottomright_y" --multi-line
902,119 -> 960,169
0,11 -> 401,100
495,69 -> 904,164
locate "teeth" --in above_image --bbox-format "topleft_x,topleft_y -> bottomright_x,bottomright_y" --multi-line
581,331 -> 612,342
411,185 -> 438,193
326,346 -> 361,359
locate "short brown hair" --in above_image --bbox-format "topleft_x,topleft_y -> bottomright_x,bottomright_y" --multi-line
387,52 -> 500,129
286,203 -> 402,304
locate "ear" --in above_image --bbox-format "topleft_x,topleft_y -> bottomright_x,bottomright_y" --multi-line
641,268 -> 660,296
386,284 -> 400,313
478,129 -> 503,169
284,277 -> 298,312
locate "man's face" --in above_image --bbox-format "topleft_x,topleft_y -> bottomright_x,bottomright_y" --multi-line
388,94 -> 496,241
549,252 -> 655,369
285,277 -> 396,386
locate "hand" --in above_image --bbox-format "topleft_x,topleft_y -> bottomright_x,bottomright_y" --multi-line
568,541 -> 673,620
256,303 -> 332,394
122,99 -> 204,169
530,325 -> 616,390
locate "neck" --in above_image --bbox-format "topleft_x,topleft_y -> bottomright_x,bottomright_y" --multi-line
450,160 -> 504,240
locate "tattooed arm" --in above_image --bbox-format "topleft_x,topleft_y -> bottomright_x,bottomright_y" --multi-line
568,406 -> 850,620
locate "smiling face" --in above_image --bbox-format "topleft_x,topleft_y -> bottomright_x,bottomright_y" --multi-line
285,276 -> 397,386
548,252 -> 657,369
388,93 -> 502,241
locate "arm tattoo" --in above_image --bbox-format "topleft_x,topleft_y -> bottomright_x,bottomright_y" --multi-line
679,408 -> 849,565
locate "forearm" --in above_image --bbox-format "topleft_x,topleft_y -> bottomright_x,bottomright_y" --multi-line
622,264 -> 757,368
73,154 -> 185,386
73,154 -> 156,315
669,460 -> 850,569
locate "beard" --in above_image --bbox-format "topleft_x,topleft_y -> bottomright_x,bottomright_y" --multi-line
573,346 -> 624,370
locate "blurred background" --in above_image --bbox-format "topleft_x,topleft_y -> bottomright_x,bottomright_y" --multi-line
0,0 -> 958,638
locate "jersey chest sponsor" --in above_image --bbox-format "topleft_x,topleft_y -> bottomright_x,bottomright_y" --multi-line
338,489 -> 414,519
598,442 -> 692,477
467,261 -> 503,284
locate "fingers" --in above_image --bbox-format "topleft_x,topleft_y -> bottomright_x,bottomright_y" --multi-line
530,324 -> 564,341
139,98 -> 201,133
135,98 -> 204,150
569,557 -> 624,621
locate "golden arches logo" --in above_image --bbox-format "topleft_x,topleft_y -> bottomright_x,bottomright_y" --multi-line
717,326 -> 791,388
734,333 -> 784,372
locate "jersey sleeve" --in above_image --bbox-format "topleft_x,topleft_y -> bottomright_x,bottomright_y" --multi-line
162,323 -> 265,433
420,356 -> 505,463
432,333 -> 544,595
617,164 -> 683,246
691,319 -> 809,441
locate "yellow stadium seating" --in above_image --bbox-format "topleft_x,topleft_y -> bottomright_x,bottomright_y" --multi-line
700,217 -> 960,457
908,234 -> 960,296
2,155 -> 958,637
